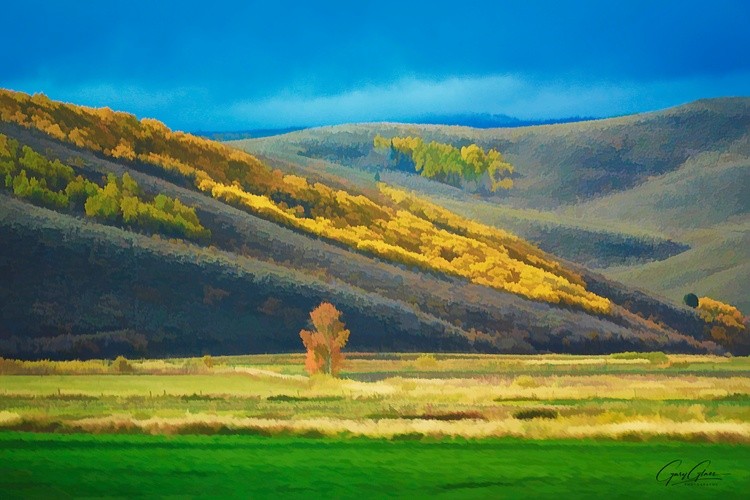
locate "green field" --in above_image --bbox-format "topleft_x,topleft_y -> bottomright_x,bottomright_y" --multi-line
1,433 -> 748,498
1,353 -> 749,497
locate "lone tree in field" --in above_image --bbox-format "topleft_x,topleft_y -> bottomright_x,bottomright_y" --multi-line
684,293 -> 699,308
300,302 -> 350,377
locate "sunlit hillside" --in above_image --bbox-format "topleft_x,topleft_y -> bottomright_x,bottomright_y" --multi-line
0,88 -> 732,358
235,98 -> 750,314
0,88 -> 608,312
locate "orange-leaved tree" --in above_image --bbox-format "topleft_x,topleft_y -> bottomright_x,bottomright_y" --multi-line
299,302 -> 350,376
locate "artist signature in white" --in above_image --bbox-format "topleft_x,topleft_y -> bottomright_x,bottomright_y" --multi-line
656,460 -> 725,486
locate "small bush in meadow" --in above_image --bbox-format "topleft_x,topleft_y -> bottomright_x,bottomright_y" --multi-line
513,375 -> 539,388
513,408 -> 558,420
414,354 -> 438,369
112,356 -> 133,373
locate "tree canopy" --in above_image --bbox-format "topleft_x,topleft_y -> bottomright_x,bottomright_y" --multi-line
299,302 -> 350,376
683,293 -> 699,308
0,132 -> 209,241
696,296 -> 747,348
374,134 -> 514,192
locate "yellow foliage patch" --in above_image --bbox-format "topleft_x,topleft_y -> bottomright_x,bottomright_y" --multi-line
0,88 -> 611,315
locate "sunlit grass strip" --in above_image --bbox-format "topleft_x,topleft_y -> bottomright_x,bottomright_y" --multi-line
3,413 -> 748,442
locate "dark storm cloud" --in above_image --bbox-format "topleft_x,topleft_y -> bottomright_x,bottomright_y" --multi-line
2,0 -> 748,129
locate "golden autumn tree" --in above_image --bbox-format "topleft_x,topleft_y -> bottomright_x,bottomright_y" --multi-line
299,302 -> 350,376
696,296 -> 747,346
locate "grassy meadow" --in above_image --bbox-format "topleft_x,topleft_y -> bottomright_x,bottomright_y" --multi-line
1,352 -> 749,496
1,353 -> 749,440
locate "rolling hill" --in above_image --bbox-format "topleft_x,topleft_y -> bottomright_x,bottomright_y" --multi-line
0,89 -> 736,359
233,98 -> 750,314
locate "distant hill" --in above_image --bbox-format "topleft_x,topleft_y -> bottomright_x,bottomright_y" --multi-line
0,88 -> 726,359
193,115 -> 598,141
240,98 -> 750,208
194,127 -> 307,141
395,113 -> 600,129
233,97 -> 750,315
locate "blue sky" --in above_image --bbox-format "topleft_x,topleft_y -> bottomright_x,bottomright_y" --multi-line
2,0 -> 749,130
